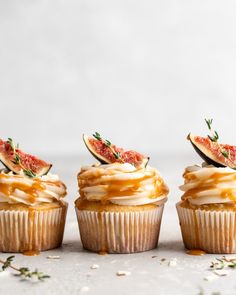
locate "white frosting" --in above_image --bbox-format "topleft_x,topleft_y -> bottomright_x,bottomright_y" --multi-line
180,163 -> 236,205
78,163 -> 168,206
0,169 -> 66,206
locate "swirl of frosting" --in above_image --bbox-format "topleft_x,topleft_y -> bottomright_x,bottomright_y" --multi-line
180,163 -> 236,205
78,163 -> 168,206
0,169 -> 67,206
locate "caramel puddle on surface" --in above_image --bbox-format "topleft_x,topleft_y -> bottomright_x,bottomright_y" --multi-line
98,250 -> 108,256
23,250 -> 40,256
186,249 -> 206,256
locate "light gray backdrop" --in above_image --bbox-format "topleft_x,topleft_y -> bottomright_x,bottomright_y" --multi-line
1,0 -> 235,156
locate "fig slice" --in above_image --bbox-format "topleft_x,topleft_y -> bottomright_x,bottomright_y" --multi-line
83,134 -> 149,168
0,139 -> 52,177
188,133 -> 236,169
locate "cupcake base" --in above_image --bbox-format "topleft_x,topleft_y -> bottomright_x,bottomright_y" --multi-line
75,199 -> 164,254
176,201 -> 236,254
0,201 -> 68,253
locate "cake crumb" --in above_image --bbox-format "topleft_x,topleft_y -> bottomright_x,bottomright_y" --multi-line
47,255 -> 60,259
116,271 -> 131,276
168,258 -> 177,267
90,264 -> 99,269
0,270 -> 10,277
152,256 -> 158,258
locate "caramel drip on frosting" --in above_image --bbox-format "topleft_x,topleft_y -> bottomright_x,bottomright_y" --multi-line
78,164 -> 169,205
182,172 -> 236,201
0,172 -> 66,205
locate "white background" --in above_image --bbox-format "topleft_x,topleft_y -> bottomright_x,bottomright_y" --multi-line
1,3 -> 236,295
1,0 -> 236,156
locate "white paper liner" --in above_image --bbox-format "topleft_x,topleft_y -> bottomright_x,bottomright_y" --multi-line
0,203 -> 68,253
176,202 -> 236,253
75,205 -> 164,253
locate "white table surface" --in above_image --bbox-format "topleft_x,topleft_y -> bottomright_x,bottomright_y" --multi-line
0,154 -> 234,295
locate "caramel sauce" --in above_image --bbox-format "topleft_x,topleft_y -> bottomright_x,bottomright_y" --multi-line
186,249 -> 206,256
0,181 -> 45,203
182,172 -> 236,201
183,173 -> 197,181
0,173 -> 66,203
79,170 -> 168,204
98,250 -> 108,255
23,250 -> 40,256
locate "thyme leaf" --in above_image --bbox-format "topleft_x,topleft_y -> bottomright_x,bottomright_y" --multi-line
205,119 -> 219,142
1,255 -> 14,271
93,132 -> 102,141
92,132 -> 124,162
210,256 -> 236,270
221,150 -> 229,158
0,255 -> 50,281
23,169 -> 36,178
204,119 -> 236,167
6,138 -> 36,178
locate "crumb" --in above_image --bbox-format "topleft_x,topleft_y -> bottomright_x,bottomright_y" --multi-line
152,256 -> 158,258
0,270 -> 10,277
116,271 -> 131,276
161,258 -> 166,262
168,258 -> 177,267
47,255 -> 60,259
90,264 -> 99,269
80,286 -> 90,292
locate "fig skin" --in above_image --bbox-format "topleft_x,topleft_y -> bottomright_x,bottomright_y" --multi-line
83,134 -> 149,168
189,135 -> 224,167
188,133 -> 236,169
0,139 -> 52,177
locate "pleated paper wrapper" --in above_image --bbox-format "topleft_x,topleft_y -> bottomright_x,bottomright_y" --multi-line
176,202 -> 236,254
0,203 -> 68,253
76,205 -> 164,253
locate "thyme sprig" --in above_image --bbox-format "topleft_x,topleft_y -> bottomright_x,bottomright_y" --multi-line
204,119 -> 236,167
210,256 -> 236,270
93,132 -> 124,162
7,138 -> 36,178
0,255 -> 50,281
205,119 -> 219,142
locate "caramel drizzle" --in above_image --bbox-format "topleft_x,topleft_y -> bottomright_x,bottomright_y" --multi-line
182,171 -> 236,201
78,169 -> 169,203
0,174 -> 66,204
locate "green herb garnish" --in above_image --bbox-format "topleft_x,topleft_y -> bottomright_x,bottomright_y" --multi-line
92,132 -> 124,162
0,255 -> 50,281
205,119 -> 219,142
7,138 -> 36,178
204,119 -> 236,167
210,256 -> 236,270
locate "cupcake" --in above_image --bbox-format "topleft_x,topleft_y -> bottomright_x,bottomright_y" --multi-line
75,132 -> 169,254
177,119 -> 236,254
0,138 -> 67,253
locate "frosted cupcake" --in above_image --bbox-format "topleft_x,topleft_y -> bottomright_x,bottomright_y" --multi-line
0,138 -> 67,253
177,119 -> 236,254
75,132 -> 169,254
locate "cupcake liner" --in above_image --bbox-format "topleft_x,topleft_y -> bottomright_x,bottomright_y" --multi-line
176,202 -> 236,254
0,203 -> 68,253
75,205 -> 164,253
